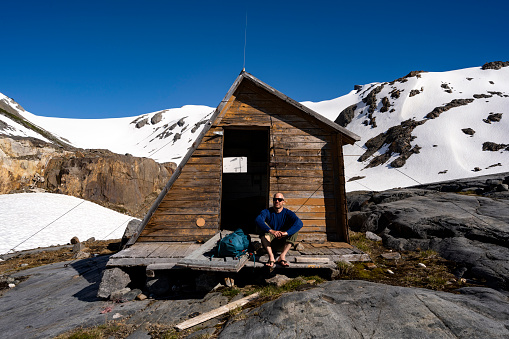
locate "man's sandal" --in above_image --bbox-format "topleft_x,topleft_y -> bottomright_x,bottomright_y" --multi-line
265,260 -> 275,268
277,259 -> 290,267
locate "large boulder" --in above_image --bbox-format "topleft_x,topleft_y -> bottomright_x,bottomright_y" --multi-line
219,280 -> 509,338
97,268 -> 131,299
347,182 -> 509,290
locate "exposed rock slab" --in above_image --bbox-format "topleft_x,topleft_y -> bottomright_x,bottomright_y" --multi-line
219,280 -> 509,339
347,173 -> 509,290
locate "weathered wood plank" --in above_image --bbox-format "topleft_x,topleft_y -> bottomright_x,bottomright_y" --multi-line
269,183 -> 333,192
186,157 -> 221,165
174,292 -> 261,331
147,220 -> 219,229
138,234 -> 216,242
273,148 -> 332,157
270,190 -> 335,199
161,192 -> 221,201
158,199 -> 220,208
177,172 -> 221,180
171,178 -> 221,187
269,169 -> 332,177
268,155 -> 331,164
295,212 -> 335,219
191,149 -> 221,156
270,162 -> 334,171
149,214 -> 218,222
154,206 -> 220,215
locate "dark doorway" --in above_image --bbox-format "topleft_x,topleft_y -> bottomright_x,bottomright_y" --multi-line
221,128 -> 269,233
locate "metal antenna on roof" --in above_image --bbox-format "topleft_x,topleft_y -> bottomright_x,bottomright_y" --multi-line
243,11 -> 247,72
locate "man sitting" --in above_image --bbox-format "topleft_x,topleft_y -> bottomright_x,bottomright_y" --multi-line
255,193 -> 303,268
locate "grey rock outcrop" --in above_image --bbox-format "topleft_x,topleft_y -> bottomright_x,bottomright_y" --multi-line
335,104 -> 357,127
97,267 -> 131,299
347,173 -> 509,290
219,280 -> 509,338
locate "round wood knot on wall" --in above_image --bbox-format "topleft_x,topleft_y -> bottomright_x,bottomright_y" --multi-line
196,218 -> 206,227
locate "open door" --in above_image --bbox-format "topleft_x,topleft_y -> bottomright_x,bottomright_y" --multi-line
221,128 -> 269,233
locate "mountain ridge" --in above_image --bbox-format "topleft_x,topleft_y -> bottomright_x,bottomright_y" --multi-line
1,62 -> 508,192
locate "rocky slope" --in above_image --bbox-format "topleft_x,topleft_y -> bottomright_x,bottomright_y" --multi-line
348,172 -> 509,290
219,280 -> 509,339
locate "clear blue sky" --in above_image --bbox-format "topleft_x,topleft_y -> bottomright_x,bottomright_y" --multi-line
2,0 -> 507,119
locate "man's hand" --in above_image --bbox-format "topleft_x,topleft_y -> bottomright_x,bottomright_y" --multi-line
269,230 -> 287,238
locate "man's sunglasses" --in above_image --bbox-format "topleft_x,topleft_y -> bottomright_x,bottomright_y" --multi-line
273,198 -> 284,202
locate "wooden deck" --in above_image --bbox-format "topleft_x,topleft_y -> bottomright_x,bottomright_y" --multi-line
107,231 -> 370,276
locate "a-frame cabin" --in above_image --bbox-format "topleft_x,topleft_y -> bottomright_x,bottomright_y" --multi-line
125,71 -> 360,250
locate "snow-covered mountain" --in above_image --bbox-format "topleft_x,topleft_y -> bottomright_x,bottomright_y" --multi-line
1,62 -> 508,193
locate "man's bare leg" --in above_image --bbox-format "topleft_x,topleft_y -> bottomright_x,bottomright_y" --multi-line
261,234 -> 276,267
278,242 -> 292,266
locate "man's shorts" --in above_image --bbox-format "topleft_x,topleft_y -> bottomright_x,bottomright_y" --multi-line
264,232 -> 299,245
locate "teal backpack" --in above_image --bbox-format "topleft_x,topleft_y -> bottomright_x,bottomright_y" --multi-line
217,228 -> 250,258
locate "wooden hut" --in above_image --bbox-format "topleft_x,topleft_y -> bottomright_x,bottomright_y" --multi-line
108,72 -> 363,272
125,71 -> 360,248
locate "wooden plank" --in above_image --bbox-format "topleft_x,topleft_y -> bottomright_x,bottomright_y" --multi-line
121,243 -> 163,258
153,206 -> 220,215
141,227 -> 218,237
273,148 -> 332,157
149,214 -> 218,222
177,165 -> 222,173
272,135 -> 330,144
270,183 -> 333,191
192,149 -> 221,156
183,232 -> 224,260
296,212 -> 334,220
268,155 -> 331,164
295,257 -> 332,263
269,162 -> 333,171
106,257 -> 182,267
148,220 -> 219,229
161,192 -> 220,201
138,234 -> 216,242
186,157 -> 221,165
272,128 -> 332,137
270,190 -> 335,199
272,142 -> 329,150
158,199 -> 220,208
178,172 -> 221,179
174,292 -> 261,331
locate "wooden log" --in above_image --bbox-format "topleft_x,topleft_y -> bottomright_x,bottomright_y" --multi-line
174,292 -> 260,331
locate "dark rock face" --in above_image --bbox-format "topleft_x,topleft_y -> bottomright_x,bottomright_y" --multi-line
150,112 -> 163,125
409,89 -> 420,97
481,61 -> 509,70
462,128 -> 476,136
135,118 -> 149,129
483,142 -> 509,152
334,104 -> 357,127
219,280 -> 509,338
362,84 -> 385,114
380,97 -> 390,113
347,173 -> 509,290
483,112 -> 503,124
358,119 -> 425,168
389,70 -> 426,85
426,99 -> 474,119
